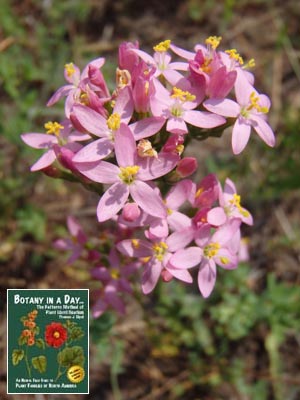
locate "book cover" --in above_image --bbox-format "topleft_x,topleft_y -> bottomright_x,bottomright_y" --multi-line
7,289 -> 89,394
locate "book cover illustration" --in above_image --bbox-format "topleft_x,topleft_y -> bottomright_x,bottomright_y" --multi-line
7,289 -> 89,394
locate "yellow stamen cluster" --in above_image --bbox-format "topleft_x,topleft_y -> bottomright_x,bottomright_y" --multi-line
195,187 -> 204,198
119,165 -> 140,184
44,121 -> 64,137
116,68 -> 131,88
244,58 -> 256,69
204,242 -> 220,258
132,239 -> 140,249
80,92 -> 89,105
107,113 -> 121,131
171,87 -> 196,102
153,39 -> 171,52
152,241 -> 168,262
110,268 -> 120,279
64,62 -> 76,77
205,36 -> 222,50
53,331 -> 61,339
248,92 -> 269,114
137,139 -> 158,158
225,49 -> 244,65
229,194 -> 250,218
176,144 -> 184,155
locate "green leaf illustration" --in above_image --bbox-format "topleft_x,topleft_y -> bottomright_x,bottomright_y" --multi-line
32,355 -> 47,373
18,335 -> 28,346
35,338 -> 45,349
57,346 -> 85,368
12,349 -> 25,366
69,326 -> 84,342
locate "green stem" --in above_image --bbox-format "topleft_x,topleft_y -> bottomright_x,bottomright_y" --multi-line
24,346 -> 31,378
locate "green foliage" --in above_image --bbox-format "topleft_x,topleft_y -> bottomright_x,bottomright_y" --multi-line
31,355 -> 47,373
57,346 -> 85,368
12,349 -> 24,366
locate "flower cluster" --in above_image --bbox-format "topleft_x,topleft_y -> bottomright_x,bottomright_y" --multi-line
22,37 -> 275,308
21,309 -> 38,346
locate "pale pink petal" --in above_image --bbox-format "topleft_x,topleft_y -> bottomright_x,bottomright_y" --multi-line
167,117 -> 188,134
75,160 -> 119,183
137,152 -> 179,181
212,219 -> 241,246
184,110 -> 226,129
92,298 -> 108,318
163,69 -> 185,86
215,248 -> 238,269
170,44 -> 195,60
67,216 -> 82,237
142,260 -> 162,294
72,138 -> 113,162
166,179 -> 193,209
235,79 -> 255,106
198,259 -> 216,298
21,133 -> 57,149
167,266 -> 193,283
47,85 -> 73,106
130,181 -> 167,218
169,61 -> 189,71
167,212 -> 192,231
97,182 -> 129,222
207,207 -> 227,226
130,117 -> 166,140
203,98 -> 240,118
31,150 -> 56,171
114,125 -> 136,167
232,118 -> 251,154
149,218 -> 169,239
114,86 -> 134,123
131,49 -> 155,65
117,239 -> 152,258
166,228 -> 195,252
251,116 -> 275,147
72,105 -> 107,136
170,246 -> 202,268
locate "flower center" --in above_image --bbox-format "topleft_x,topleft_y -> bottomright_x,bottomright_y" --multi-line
152,242 -> 168,262
204,242 -> 220,258
53,331 -> 60,339
44,121 -> 64,137
241,92 -> 269,117
225,49 -> 244,65
171,87 -> 196,102
137,139 -> 157,158
107,113 -> 121,131
110,268 -> 120,279
119,166 -> 140,184
229,193 -> 250,218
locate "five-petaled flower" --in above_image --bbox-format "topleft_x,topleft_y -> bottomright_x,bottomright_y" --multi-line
45,322 -> 68,348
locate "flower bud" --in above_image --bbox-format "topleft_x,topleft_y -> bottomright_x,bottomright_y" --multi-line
121,203 -> 141,222
176,157 -> 198,178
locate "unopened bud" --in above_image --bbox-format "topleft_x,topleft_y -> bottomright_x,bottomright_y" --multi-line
176,157 -> 198,177
121,203 -> 141,222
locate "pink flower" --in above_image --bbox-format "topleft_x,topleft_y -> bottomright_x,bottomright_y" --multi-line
204,79 -> 275,154
74,125 -> 179,222
170,219 -> 241,298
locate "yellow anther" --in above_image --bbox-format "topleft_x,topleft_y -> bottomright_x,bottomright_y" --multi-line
141,256 -> 151,263
205,36 -> 222,50
204,242 -> 220,258
195,187 -> 204,198
225,49 -> 244,65
244,58 -> 255,69
137,139 -> 158,158
220,256 -> 229,265
152,242 -> 168,262
144,81 -> 149,96
131,239 -> 140,249
44,121 -> 64,137
171,87 -> 196,102
64,62 -> 76,77
167,208 -> 173,216
107,113 -> 121,131
80,92 -> 89,105
248,92 -> 269,113
110,268 -> 120,279
153,39 -> 171,52
119,165 -> 140,184
200,58 -> 212,73
230,193 -> 250,218
176,144 -> 184,155
116,68 -> 131,88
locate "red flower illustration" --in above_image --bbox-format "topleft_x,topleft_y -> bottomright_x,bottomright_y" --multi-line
45,322 -> 67,348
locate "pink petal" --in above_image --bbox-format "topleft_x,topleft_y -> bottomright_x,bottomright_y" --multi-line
166,179 -> 193,209
232,118 -> 251,154
137,152 -> 179,181
130,181 -> 167,218
47,85 -> 73,106
170,247 -> 202,268
215,248 -> 238,269
166,228 -> 195,252
170,44 -> 195,60
72,104 -> 107,136
167,266 -> 193,283
212,218 -> 241,246
167,211 -> 192,231
142,260 -> 162,294
163,69 -> 185,86
203,98 -> 240,118
167,117 -> 188,134
198,259 -> 216,298
31,150 -> 56,171
117,239 -> 152,258
114,86 -> 133,123
207,207 -> 227,226
114,125 -> 136,167
251,116 -> 275,147
92,298 -> 108,318
75,160 -> 119,183
149,218 -> 169,239
72,138 -> 113,162
184,110 -> 226,128
21,133 -> 57,149
97,182 -> 129,222
130,117 -> 166,140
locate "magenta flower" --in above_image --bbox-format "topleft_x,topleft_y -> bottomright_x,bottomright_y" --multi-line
204,79 -> 275,154
74,124 -> 179,222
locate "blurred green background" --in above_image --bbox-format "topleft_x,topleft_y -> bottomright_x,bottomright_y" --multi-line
1,0 -> 300,399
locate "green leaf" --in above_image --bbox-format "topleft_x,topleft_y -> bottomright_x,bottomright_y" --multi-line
18,335 -> 28,346
57,346 -> 85,368
35,338 -> 45,349
68,326 -> 84,342
12,349 -> 24,366
32,356 -> 47,373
